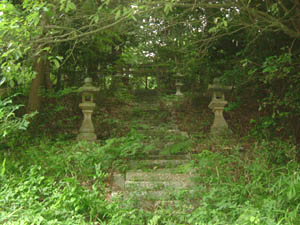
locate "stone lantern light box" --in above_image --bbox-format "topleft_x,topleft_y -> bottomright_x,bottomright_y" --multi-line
77,77 -> 99,142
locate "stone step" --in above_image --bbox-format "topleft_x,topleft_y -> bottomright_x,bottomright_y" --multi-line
128,159 -> 189,169
109,191 -> 198,207
135,125 -> 179,132
110,159 -> 195,191
126,169 -> 193,182
110,187 -> 201,210
133,154 -> 194,160
126,189 -> 197,201
111,173 -> 125,192
153,199 -> 200,209
131,108 -> 167,114
125,180 -> 193,191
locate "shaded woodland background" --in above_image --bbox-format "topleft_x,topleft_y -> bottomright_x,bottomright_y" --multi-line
1,0 -> 299,145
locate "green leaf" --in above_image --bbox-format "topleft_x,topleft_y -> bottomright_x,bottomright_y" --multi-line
42,47 -> 51,52
223,20 -> 228,27
1,158 -> 6,176
131,15 -> 137,21
0,77 -> 5,86
164,3 -> 173,14
287,186 -> 296,200
93,14 -> 99,23
67,1 -> 76,11
103,0 -> 110,5
115,9 -> 121,20
53,59 -> 60,69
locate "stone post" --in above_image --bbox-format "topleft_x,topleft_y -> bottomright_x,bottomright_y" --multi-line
77,77 -> 99,141
175,72 -> 184,96
208,78 -> 232,135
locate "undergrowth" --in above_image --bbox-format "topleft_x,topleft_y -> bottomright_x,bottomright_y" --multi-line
0,93 -> 299,224
1,132 -> 299,224
0,130 -> 148,224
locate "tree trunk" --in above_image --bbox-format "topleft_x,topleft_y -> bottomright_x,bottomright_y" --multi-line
145,76 -> 148,89
55,72 -> 62,91
27,53 -> 51,113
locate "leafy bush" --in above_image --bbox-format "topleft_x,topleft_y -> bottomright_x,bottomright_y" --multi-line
0,95 -> 34,138
187,140 -> 300,225
0,136 -> 143,224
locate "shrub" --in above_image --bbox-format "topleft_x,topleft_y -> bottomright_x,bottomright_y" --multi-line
0,95 -> 34,138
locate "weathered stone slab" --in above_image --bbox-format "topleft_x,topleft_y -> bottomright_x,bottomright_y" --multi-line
126,189 -> 197,201
126,170 -> 193,182
137,154 -> 193,160
125,180 -> 193,191
111,173 -> 125,192
128,159 -> 189,169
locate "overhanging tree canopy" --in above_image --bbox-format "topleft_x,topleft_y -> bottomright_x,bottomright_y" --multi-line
0,0 -> 299,139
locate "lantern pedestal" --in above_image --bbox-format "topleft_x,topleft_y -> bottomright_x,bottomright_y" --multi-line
175,82 -> 183,96
77,102 -> 97,141
208,100 -> 230,135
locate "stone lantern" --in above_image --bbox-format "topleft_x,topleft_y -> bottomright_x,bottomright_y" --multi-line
208,78 -> 232,135
77,77 -> 99,141
175,72 -> 184,96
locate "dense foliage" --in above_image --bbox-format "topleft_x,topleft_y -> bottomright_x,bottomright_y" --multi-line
1,0 -> 299,140
1,132 -> 299,224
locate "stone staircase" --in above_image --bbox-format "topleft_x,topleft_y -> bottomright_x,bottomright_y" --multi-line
111,156 -> 197,209
111,92 -> 200,209
109,93 -> 198,209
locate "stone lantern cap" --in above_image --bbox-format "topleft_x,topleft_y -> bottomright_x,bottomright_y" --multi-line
208,78 -> 232,101
175,72 -> 184,79
79,77 -> 99,93
78,77 -> 99,103
175,72 -> 184,77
